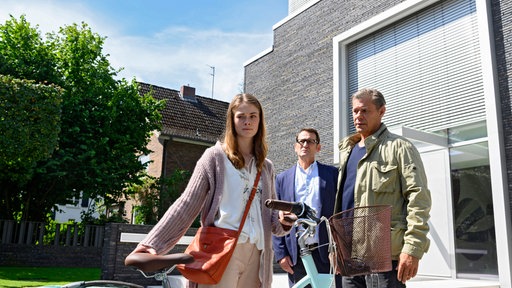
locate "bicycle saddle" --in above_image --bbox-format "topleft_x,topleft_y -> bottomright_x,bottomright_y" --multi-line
125,252 -> 194,272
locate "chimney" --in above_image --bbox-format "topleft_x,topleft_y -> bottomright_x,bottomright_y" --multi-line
180,85 -> 197,102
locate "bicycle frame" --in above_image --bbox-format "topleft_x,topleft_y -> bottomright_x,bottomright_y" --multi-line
292,217 -> 336,288
264,199 -> 338,287
293,254 -> 334,288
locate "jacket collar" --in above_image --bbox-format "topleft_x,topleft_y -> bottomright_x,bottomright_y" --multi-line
364,123 -> 388,150
340,123 -> 389,150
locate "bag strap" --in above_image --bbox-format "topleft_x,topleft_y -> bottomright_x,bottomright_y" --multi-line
236,170 -> 261,235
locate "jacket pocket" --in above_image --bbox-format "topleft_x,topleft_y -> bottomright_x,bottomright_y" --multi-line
390,226 -> 405,258
370,163 -> 398,193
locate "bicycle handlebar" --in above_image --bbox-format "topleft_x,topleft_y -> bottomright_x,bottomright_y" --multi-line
265,199 -> 319,222
265,199 -> 304,215
125,252 -> 194,273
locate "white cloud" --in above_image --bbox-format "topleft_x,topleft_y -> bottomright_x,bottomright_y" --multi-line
1,1 -> 102,35
107,27 -> 272,102
1,0 -> 274,103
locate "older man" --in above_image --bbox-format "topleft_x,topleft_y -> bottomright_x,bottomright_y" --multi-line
335,88 -> 431,288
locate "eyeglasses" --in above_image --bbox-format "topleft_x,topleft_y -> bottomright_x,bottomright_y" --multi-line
296,139 -> 318,146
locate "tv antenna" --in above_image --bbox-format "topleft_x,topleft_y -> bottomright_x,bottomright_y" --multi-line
207,65 -> 215,98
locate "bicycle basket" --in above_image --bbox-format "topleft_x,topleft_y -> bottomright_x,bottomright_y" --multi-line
328,205 -> 392,276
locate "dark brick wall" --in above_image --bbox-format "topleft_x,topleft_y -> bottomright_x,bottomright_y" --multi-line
101,223 -> 198,287
244,0 -> 405,174
163,140 -> 212,176
0,244 -> 101,268
491,0 -> 512,221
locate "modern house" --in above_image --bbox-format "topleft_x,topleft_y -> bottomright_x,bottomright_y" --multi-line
244,0 -> 511,287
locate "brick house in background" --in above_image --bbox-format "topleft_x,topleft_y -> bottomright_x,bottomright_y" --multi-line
139,83 -> 228,177
128,83 -> 229,223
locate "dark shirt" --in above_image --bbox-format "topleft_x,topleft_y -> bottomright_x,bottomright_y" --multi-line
340,144 -> 366,211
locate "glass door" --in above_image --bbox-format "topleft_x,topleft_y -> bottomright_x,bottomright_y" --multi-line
450,141 -> 498,277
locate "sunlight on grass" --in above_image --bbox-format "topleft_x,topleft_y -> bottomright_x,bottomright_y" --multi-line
0,267 -> 101,288
0,279 -> 69,288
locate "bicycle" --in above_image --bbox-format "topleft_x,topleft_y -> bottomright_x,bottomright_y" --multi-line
124,252 -> 194,288
265,199 -> 337,288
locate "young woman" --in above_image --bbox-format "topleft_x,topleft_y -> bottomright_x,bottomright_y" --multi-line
128,93 -> 293,288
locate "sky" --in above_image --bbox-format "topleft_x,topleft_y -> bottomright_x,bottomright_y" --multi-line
1,0 -> 289,103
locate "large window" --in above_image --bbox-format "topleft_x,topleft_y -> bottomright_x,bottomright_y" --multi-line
450,142 -> 497,276
346,0 -> 483,134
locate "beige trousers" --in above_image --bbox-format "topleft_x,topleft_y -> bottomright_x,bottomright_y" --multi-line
198,242 -> 262,288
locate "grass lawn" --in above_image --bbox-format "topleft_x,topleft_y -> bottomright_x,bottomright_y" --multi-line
0,267 -> 101,288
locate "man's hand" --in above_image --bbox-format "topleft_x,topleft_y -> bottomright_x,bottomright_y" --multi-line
397,253 -> 419,284
279,211 -> 298,227
279,256 -> 294,274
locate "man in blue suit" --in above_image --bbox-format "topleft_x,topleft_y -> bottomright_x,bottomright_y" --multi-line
272,128 -> 342,287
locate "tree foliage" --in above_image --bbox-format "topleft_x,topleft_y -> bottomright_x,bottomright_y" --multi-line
129,175 -> 160,225
0,15 -> 60,84
129,169 -> 191,225
0,15 -> 165,221
0,76 -> 62,184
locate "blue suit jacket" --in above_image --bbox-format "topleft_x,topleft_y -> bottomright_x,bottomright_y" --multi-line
272,162 -> 339,265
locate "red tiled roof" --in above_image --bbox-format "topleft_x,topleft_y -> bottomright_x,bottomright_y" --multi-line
138,82 -> 228,143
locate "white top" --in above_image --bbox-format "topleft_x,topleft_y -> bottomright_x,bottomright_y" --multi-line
215,154 -> 264,250
295,161 -> 321,244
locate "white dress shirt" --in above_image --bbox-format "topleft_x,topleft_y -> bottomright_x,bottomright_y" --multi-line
295,161 -> 321,244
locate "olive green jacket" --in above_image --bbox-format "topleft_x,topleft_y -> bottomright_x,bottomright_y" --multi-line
334,124 -> 431,260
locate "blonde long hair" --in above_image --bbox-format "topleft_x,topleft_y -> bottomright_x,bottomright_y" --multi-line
222,93 -> 268,171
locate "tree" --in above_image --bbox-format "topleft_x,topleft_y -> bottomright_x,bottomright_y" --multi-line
0,76 -> 63,218
0,16 -> 63,219
0,76 -> 62,183
0,15 -> 165,221
0,17 -> 63,184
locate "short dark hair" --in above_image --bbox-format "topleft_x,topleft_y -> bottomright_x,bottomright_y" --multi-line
296,128 -> 320,144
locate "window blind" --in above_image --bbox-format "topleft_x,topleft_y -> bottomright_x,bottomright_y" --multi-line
347,0 -> 483,134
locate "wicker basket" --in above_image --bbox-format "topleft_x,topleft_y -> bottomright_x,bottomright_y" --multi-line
329,205 -> 392,276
